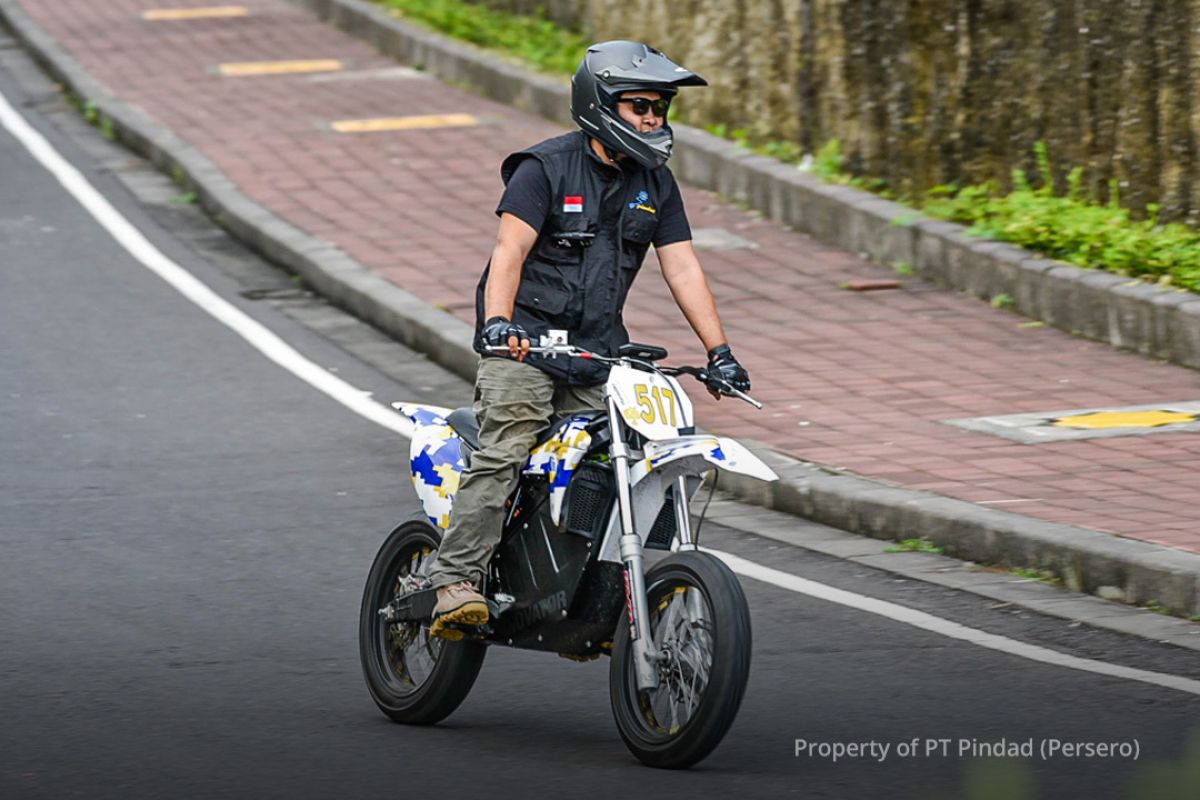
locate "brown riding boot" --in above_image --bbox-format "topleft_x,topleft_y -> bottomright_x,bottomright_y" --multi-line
429,581 -> 489,640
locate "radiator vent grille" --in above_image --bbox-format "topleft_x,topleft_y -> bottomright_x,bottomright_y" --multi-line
563,463 -> 613,539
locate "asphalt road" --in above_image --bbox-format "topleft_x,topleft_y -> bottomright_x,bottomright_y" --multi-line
1,39 -> 1198,800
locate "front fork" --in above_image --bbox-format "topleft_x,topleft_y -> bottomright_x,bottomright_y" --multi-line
607,396 -> 659,691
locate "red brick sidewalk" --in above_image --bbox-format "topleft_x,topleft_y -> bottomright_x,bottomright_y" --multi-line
19,0 -> 1200,552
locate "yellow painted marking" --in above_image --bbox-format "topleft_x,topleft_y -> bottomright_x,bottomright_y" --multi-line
142,6 -> 249,20
1052,410 -> 1198,430
331,113 -> 479,133
219,59 -> 343,77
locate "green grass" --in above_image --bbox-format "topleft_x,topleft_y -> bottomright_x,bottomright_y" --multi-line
376,0 -> 588,75
1140,598 -> 1200,623
990,292 -> 1015,310
1141,598 -> 1172,616
1010,566 -> 1062,586
886,537 -> 944,554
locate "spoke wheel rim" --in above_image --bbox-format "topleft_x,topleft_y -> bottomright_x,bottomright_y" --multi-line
377,543 -> 442,696
635,581 -> 715,738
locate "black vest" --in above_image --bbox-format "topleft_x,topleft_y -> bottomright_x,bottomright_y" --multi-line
474,131 -> 671,385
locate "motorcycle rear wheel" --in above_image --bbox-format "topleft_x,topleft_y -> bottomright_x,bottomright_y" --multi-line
609,550 -> 752,769
359,519 -> 486,725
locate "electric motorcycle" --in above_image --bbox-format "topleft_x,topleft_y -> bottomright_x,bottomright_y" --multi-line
358,341 -> 777,768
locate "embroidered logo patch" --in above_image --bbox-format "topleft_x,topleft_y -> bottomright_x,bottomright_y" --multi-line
563,195 -> 583,213
628,190 -> 655,213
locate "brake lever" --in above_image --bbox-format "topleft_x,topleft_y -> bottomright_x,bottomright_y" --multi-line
725,384 -> 764,410
665,365 -> 764,409
704,374 -> 764,409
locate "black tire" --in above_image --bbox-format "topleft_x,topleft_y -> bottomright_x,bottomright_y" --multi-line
609,550 -> 752,769
359,519 -> 486,725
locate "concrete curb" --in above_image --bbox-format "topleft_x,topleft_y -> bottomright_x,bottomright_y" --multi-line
718,446 -> 1200,617
290,0 -> 1200,372
5,0 -> 1199,618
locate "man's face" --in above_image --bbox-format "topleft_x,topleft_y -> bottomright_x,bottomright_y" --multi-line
616,90 -> 666,133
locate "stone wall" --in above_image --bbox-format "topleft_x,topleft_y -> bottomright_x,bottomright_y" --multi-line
468,0 -> 1200,225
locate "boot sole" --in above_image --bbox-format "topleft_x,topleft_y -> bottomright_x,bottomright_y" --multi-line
429,601 -> 489,640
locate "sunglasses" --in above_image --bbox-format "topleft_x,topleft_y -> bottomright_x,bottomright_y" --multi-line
619,97 -> 670,118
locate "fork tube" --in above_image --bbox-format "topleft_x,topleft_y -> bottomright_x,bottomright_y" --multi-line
673,475 -> 697,551
607,396 -> 659,691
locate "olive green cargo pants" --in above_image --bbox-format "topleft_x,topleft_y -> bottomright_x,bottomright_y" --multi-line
427,357 -> 605,589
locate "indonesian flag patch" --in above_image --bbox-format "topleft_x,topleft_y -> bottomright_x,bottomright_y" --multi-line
563,195 -> 584,213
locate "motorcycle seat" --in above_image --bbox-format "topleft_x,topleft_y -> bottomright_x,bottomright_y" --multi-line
447,407 -> 482,452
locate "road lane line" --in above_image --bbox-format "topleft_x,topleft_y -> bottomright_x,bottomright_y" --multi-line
0,88 -> 413,438
5,86 -> 1196,699
709,548 -> 1200,698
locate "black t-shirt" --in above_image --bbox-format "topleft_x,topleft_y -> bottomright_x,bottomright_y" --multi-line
495,157 -> 692,248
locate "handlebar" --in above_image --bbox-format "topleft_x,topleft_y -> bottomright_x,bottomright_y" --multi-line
483,344 -> 764,410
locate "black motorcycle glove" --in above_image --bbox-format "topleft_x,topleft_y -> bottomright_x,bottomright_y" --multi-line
481,315 -> 530,355
706,343 -> 751,393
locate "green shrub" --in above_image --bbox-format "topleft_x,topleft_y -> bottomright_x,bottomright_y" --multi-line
377,0 -> 588,75
922,142 -> 1200,291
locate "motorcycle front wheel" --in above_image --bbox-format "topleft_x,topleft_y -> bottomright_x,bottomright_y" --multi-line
359,519 -> 486,725
609,550 -> 752,769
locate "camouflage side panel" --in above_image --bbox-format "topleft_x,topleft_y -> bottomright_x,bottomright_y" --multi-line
522,417 -> 593,526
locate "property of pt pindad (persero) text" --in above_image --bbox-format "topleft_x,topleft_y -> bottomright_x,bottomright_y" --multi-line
794,737 -> 1140,763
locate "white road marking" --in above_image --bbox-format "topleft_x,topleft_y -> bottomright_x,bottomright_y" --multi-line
709,549 -> 1200,697
0,89 -> 413,438
5,87 -> 1197,699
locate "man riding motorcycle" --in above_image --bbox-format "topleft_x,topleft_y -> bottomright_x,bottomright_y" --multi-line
426,40 -> 751,638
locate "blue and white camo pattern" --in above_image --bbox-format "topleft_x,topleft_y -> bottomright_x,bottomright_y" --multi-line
521,417 -> 593,525
398,405 -> 592,528
398,404 -> 463,529
646,440 -> 726,472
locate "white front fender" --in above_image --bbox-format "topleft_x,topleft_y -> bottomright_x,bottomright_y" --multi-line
630,435 -> 779,486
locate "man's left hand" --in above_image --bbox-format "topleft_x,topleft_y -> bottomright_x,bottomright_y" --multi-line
706,344 -> 750,399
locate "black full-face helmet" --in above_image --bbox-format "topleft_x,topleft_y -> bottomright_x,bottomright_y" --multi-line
571,40 -> 707,170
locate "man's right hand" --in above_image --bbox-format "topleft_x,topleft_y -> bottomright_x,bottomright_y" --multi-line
481,316 -> 531,361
